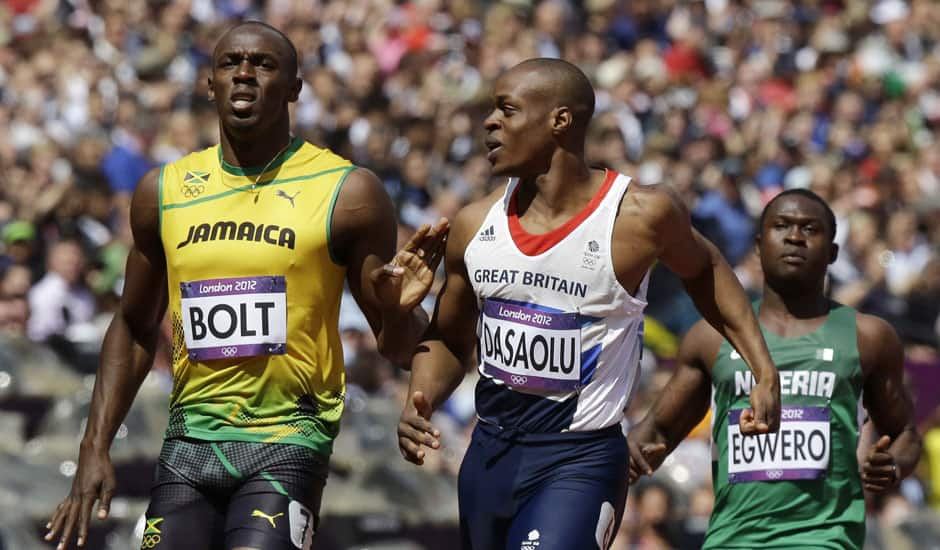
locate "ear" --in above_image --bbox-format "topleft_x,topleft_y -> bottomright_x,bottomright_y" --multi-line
208,75 -> 215,102
551,106 -> 572,135
829,242 -> 839,265
754,233 -> 762,259
288,77 -> 302,103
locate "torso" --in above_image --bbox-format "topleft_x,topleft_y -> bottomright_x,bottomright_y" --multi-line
159,137 -> 353,455
705,301 -> 866,549
463,169 -> 649,433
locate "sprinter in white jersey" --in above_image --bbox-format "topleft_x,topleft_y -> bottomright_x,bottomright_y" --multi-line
397,58 -> 781,550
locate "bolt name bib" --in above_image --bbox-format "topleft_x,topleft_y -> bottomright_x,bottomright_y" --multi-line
479,298 -> 581,392
727,405 -> 830,483
180,275 -> 287,360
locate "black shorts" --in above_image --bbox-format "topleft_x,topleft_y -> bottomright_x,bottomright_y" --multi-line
141,437 -> 328,550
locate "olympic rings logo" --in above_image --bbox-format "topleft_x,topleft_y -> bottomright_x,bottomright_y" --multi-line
221,346 -> 239,357
181,184 -> 205,198
766,470 -> 784,480
510,375 -> 528,386
141,534 -> 161,549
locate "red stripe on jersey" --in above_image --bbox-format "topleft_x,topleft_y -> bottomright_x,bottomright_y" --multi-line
508,169 -> 617,256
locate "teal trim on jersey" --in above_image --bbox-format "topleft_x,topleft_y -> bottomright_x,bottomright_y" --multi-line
210,442 -> 244,480
157,165 -> 165,233
218,136 -> 303,176
161,166 -> 351,211
326,166 -> 355,266
261,471 -> 290,497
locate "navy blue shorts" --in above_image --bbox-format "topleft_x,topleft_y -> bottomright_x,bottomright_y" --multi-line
458,422 -> 628,550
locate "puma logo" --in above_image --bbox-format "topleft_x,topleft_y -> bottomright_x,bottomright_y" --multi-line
275,189 -> 300,207
252,509 -> 284,528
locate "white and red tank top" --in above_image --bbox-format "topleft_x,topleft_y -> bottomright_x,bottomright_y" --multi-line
464,170 -> 647,433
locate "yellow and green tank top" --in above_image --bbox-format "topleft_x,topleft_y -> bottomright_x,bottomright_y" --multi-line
158,136 -> 354,455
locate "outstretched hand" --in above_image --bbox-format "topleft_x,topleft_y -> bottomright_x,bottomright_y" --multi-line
45,446 -> 116,550
398,391 -> 441,466
371,218 -> 450,313
740,375 -> 781,435
862,435 -> 900,493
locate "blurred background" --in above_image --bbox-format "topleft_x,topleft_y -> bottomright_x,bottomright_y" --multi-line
1,0 -> 939,548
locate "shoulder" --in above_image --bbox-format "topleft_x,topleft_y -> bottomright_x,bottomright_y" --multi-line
855,310 -> 903,370
336,166 -> 385,199
450,183 -> 508,249
619,182 -> 688,233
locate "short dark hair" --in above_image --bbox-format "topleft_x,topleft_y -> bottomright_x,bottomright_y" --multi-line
758,188 -> 837,241
514,58 -> 596,131
218,21 -> 299,77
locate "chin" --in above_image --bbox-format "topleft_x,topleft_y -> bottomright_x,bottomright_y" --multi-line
224,113 -> 263,133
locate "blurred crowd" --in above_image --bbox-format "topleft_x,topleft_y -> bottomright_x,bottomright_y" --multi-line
2,0 -> 940,548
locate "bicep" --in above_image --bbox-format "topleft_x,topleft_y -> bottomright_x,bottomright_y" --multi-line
861,318 -> 913,436
651,321 -> 716,431
640,187 -> 712,280
659,227 -> 715,281
333,169 -> 398,331
426,234 -> 479,362
120,168 -> 168,335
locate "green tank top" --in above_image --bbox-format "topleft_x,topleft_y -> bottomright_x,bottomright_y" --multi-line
705,301 -> 865,549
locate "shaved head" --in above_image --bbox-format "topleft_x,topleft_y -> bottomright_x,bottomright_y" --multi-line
508,58 -> 596,133
215,21 -> 299,77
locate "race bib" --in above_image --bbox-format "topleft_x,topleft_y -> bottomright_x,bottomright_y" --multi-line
479,298 -> 581,392
180,275 -> 287,361
727,405 -> 830,483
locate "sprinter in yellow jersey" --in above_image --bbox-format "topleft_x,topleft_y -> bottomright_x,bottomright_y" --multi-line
46,22 -> 448,550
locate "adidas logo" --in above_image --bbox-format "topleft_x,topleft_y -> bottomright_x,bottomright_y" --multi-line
479,225 -> 496,241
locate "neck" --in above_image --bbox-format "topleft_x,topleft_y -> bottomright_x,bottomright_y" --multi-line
760,280 -> 829,321
516,147 -> 594,215
219,119 -> 292,167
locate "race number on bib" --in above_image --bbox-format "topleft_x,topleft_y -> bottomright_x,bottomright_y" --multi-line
479,298 -> 581,392
727,405 -> 830,483
180,275 -> 287,361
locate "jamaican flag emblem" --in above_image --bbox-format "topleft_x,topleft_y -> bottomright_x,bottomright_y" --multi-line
181,170 -> 209,198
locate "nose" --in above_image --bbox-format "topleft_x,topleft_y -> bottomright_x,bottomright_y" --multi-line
483,111 -> 500,133
234,59 -> 256,82
783,226 -> 805,246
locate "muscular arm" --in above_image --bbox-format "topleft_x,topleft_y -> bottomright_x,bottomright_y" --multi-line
47,167 -> 167,549
398,202 -> 487,464
331,168 -> 432,365
628,320 -> 717,479
408,206 -> 482,409
644,186 -> 779,431
859,314 -> 921,481
640,320 -> 717,452
83,169 -> 168,451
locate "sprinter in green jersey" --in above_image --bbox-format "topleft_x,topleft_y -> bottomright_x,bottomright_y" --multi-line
627,189 -> 921,549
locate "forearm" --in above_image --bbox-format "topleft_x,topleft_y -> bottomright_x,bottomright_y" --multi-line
377,306 -> 430,366
890,425 -> 922,479
651,392 -> 710,452
81,313 -> 158,451
684,245 -> 776,383
408,340 -> 468,411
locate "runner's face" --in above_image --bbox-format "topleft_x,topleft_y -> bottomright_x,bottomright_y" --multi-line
209,28 -> 298,133
482,69 -> 555,177
758,195 -> 836,287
